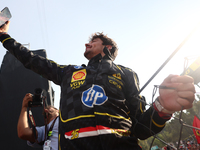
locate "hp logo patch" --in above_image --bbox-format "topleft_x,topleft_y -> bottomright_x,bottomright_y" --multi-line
82,85 -> 108,107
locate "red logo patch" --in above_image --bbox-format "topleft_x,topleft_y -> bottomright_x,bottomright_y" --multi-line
73,71 -> 85,81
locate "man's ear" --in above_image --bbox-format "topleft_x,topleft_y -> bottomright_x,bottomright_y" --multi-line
106,45 -> 112,51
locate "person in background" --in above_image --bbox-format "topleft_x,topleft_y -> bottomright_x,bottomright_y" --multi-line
17,93 -> 59,150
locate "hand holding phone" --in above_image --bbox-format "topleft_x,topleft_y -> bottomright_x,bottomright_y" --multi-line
0,7 -> 12,28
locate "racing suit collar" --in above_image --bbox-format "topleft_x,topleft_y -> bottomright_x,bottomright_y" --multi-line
88,53 -> 102,66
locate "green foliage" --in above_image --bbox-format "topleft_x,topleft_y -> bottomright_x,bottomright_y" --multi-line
139,96 -> 200,149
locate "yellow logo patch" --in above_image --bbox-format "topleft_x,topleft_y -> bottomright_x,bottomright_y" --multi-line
112,73 -> 121,80
71,129 -> 79,139
71,69 -> 86,89
109,80 -> 122,90
71,69 -> 87,82
70,80 -> 85,90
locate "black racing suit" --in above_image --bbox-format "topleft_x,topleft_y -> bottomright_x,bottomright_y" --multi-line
0,34 -> 170,150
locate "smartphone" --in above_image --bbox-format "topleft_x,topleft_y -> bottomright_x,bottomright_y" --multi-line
0,7 -> 12,28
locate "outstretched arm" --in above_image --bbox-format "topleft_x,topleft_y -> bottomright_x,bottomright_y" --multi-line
123,66 -> 195,140
17,93 -> 37,143
0,21 -> 67,85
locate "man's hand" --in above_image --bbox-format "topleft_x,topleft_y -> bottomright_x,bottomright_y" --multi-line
18,93 -> 36,142
22,93 -> 32,108
158,74 -> 195,112
0,20 -> 10,33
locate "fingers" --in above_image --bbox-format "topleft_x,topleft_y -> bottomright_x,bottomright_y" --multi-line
22,93 -> 32,108
5,21 -> 10,25
171,75 -> 194,84
175,82 -> 196,93
24,93 -> 32,99
0,21 -> 10,32
163,74 -> 194,83
159,74 -> 195,112
176,97 -> 193,109
162,74 -> 195,92
162,74 -> 179,83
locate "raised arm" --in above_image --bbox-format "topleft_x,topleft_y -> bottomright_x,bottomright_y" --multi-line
17,93 -> 37,143
0,21 -> 68,85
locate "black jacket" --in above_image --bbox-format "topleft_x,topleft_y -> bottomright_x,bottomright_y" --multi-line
0,34 -> 170,150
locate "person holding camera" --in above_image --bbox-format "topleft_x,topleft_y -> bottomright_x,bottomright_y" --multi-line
1,21 -> 195,150
17,93 -> 59,150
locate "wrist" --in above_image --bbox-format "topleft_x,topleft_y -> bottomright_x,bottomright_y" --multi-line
21,106 -> 28,111
0,32 -> 7,36
154,97 -> 175,114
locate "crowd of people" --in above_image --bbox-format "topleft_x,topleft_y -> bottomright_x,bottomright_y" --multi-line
161,140 -> 200,150
179,140 -> 200,150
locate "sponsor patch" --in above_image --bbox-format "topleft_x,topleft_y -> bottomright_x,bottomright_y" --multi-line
71,69 -> 86,82
70,80 -> 85,90
71,129 -> 80,139
64,125 -> 130,140
108,75 -> 123,90
81,85 -> 108,107
71,69 -> 86,89
109,80 -> 122,90
74,65 -> 83,69
112,73 -> 121,80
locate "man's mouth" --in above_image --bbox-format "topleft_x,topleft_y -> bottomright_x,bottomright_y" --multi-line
86,46 -> 92,50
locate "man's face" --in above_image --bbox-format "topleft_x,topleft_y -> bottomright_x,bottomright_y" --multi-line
84,38 -> 105,60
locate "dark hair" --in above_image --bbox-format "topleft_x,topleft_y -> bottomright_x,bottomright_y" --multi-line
89,32 -> 118,60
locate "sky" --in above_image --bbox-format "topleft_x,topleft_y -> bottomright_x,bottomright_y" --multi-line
1,0 -> 200,109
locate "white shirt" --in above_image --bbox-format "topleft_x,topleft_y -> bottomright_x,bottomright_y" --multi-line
27,117 -> 58,150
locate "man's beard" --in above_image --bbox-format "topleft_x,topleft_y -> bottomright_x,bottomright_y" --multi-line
84,50 -> 90,59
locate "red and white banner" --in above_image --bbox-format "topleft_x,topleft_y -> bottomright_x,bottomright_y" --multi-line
65,125 -> 130,140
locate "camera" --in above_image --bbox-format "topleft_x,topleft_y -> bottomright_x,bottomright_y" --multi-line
28,88 -> 45,107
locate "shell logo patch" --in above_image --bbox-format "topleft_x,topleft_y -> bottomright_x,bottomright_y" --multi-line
71,69 -> 86,82
73,72 -> 85,80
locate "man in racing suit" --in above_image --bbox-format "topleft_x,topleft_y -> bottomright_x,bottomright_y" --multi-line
0,21 -> 195,150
